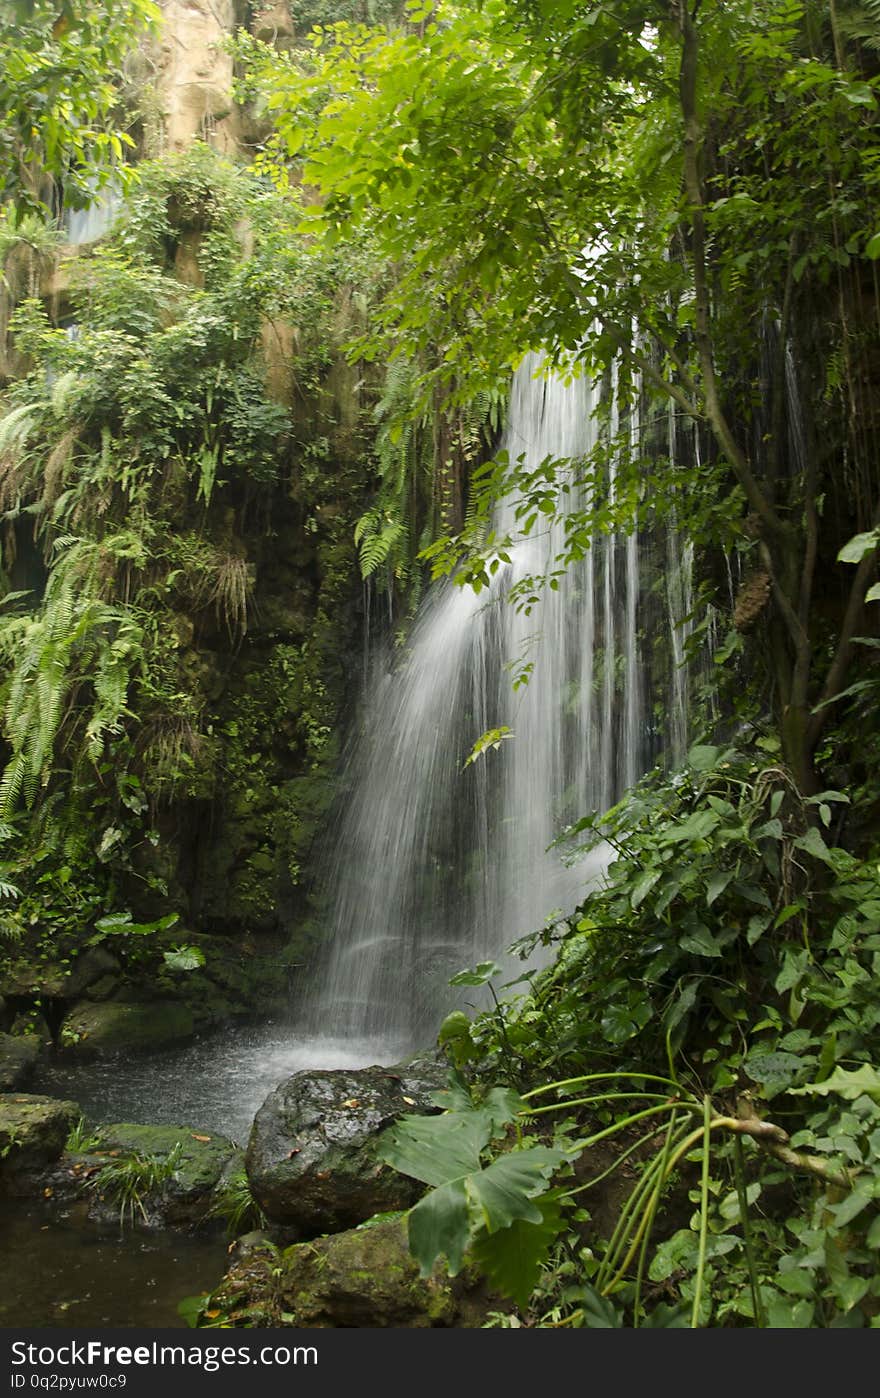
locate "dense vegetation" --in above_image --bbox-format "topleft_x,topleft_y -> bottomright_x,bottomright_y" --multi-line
240,0 -> 880,1327
1,0 -> 880,1330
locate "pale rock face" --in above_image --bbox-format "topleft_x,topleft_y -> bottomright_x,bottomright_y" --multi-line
251,2 -> 295,43
156,0 -> 237,154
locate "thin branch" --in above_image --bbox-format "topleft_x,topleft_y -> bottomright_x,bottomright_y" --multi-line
806,498 -> 880,750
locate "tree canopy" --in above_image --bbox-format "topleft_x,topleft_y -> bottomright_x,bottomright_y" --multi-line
243,0 -> 880,788
0,0 -> 158,211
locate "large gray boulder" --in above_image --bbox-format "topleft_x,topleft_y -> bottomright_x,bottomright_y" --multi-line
245,1053 -> 447,1234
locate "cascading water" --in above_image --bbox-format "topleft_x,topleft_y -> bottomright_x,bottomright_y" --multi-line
61,175 -> 121,246
307,355 -> 651,1049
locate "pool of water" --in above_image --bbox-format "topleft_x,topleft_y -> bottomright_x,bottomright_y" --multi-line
0,1199 -> 228,1328
32,1021 -> 408,1143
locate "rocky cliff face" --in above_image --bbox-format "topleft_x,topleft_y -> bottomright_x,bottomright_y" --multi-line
0,6 -> 384,1046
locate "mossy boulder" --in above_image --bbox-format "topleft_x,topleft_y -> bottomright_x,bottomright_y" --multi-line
208,1218 -> 495,1328
84,1123 -> 242,1226
58,1001 -> 195,1057
245,1053 -> 448,1234
0,1093 -> 80,1175
0,1033 -> 40,1091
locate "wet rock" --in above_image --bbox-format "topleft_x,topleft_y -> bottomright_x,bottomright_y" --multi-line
245,1053 -> 448,1234
0,947 -> 120,1003
58,1001 -> 195,1057
0,1094 -> 80,1175
0,1033 -> 40,1091
208,1218 -> 495,1328
76,1123 -> 241,1227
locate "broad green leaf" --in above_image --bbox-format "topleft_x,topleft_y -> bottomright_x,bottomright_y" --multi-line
579,1283 -> 623,1328
661,810 -> 720,844
837,530 -> 879,564
631,867 -> 661,909
775,1268 -> 814,1298
665,978 -> 699,1035
744,1050 -> 804,1097
450,960 -> 501,987
789,1064 -> 880,1103
470,1192 -> 565,1307
480,1086 -> 527,1135
794,827 -> 835,865
162,945 -> 205,972
466,1145 -> 567,1233
408,1177 -> 470,1276
687,743 -> 720,771
679,923 -> 723,957
828,1178 -> 875,1227
438,1011 -> 472,1044
380,1111 -> 490,1186
866,583 -> 880,603
766,1296 -> 815,1327
706,868 -> 733,905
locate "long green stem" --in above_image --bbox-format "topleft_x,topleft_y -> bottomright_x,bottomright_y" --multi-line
522,1071 -> 682,1101
733,1135 -> 766,1328
569,1101 -> 684,1155
525,1091 -> 678,1119
567,1122 -> 680,1197
596,1148 -> 670,1291
634,1111 -> 679,1327
601,1118 -> 695,1293
690,1095 -> 712,1328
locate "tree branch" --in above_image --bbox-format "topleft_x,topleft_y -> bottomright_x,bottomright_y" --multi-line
806,499 -> 880,750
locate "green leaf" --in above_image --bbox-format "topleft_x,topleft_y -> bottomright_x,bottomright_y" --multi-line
865,583 -> 880,603
794,827 -> 835,865
706,868 -> 733,906
766,1296 -> 815,1327
837,530 -> 879,564
679,923 -> 724,957
687,743 -> 720,772
380,1111 -> 490,1187
789,1064 -> 880,1103
162,945 -> 205,972
744,1050 -> 804,1096
450,960 -> 501,987
408,1177 -> 470,1276
631,868 -> 661,910
176,1293 -> 209,1328
466,1145 -> 566,1233
828,1179 -> 875,1227
470,1192 -> 565,1307
579,1283 -> 623,1328
463,727 -> 513,768
661,810 -> 720,844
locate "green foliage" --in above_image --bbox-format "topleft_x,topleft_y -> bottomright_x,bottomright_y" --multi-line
380,739 -> 880,1325
0,0 -> 157,212
88,1141 -> 183,1228
246,0 -> 880,792
207,1166 -> 268,1237
65,1115 -> 101,1153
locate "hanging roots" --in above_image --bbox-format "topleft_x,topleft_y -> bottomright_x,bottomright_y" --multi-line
733,569 -> 770,632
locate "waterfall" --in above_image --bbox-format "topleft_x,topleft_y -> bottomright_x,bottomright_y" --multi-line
61,175 -> 121,246
304,354 -> 655,1050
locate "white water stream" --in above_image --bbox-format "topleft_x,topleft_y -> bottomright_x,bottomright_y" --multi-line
307,356 -> 659,1046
